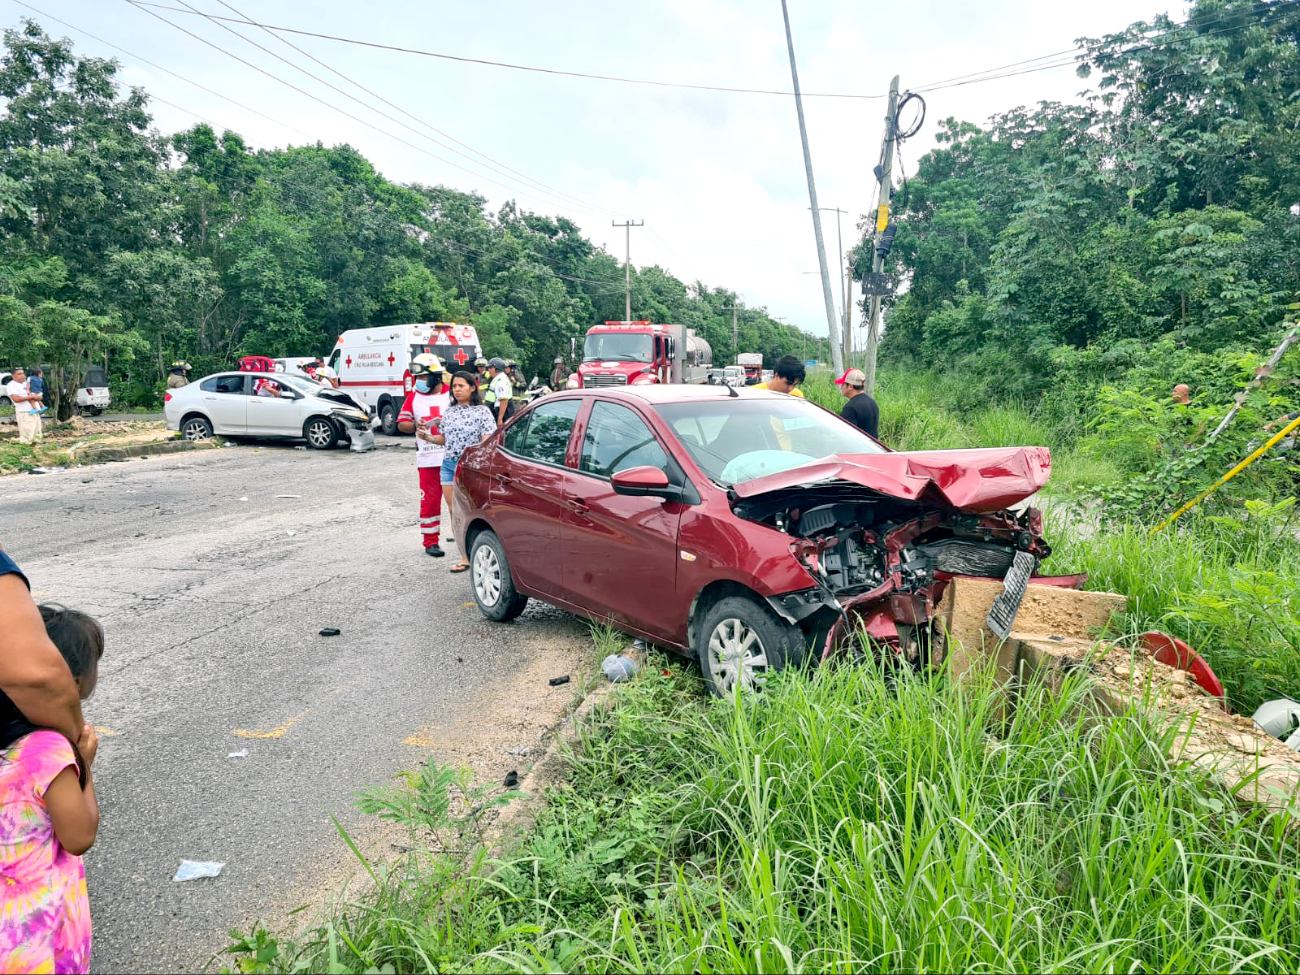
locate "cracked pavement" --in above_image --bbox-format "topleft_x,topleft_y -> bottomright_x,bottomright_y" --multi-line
1,441 -> 593,973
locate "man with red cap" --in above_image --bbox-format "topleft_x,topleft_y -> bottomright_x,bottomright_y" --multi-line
835,368 -> 879,439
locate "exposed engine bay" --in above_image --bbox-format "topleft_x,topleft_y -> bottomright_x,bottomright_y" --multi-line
734,483 -> 1064,665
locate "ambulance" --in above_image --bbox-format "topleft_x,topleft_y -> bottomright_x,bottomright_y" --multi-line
326,323 -> 482,435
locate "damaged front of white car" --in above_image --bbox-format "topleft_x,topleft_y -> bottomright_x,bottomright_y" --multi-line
315,387 -> 378,452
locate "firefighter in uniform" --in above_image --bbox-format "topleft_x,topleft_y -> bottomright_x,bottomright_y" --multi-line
507,360 -> 529,415
474,357 -> 489,394
166,361 -> 191,389
396,354 -> 451,557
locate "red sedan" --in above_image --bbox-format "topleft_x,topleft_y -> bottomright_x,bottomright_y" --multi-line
453,386 -> 1063,695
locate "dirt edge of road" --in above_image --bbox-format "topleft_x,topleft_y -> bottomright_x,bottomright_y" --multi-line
230,633 -> 612,964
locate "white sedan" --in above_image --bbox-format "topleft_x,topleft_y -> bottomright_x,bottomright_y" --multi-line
164,372 -> 371,448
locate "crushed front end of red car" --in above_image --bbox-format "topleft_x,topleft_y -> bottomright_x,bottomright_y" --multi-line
729,447 -> 1081,665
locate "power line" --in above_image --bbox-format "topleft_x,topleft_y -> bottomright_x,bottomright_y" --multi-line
121,0 -> 630,222
911,1 -> 1300,94
127,1 -> 888,100
10,0 -> 306,138
204,0 -> 619,220
170,0 -> 616,220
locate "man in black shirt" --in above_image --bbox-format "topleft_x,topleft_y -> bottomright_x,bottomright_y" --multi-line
835,368 -> 879,439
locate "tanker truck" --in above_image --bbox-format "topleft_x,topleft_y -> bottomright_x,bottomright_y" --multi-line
576,321 -> 713,387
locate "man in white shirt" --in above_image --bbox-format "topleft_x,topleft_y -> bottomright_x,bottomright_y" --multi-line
4,368 -> 43,444
487,357 -> 513,426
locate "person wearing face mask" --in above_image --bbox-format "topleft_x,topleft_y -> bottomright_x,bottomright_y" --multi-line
396,354 -> 451,557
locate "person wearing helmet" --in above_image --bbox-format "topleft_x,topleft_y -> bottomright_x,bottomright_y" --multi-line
473,357 -> 489,391
507,361 -> 529,413
550,355 -> 567,391
486,357 -> 512,426
166,361 -> 191,390
397,354 -> 451,557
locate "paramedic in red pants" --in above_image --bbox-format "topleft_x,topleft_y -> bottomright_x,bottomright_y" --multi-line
396,354 -> 451,557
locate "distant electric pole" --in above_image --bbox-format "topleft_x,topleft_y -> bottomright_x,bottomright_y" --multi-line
813,206 -> 851,371
864,76 -> 900,395
781,0 -> 843,374
612,219 -> 644,322
723,302 -> 740,357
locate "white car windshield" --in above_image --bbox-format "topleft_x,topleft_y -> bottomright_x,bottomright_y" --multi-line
277,375 -> 326,396
653,395 -> 886,486
583,332 -> 653,363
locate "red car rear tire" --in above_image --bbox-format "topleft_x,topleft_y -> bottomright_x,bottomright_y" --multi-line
469,530 -> 529,622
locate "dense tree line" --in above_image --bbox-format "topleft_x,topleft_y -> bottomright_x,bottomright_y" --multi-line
868,0 -> 1300,424
0,20 -> 822,417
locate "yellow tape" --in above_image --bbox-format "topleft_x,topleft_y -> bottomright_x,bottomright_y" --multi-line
1151,414 -> 1300,534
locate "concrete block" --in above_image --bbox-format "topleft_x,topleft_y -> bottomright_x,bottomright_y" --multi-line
937,578 -> 1127,683
1012,635 -> 1300,815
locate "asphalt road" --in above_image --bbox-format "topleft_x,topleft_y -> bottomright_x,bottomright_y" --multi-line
1,440 -> 593,973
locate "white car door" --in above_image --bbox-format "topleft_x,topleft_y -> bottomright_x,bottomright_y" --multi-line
246,378 -> 305,436
199,375 -> 251,432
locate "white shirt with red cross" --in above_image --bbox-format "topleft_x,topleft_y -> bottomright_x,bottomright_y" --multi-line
398,387 -> 450,468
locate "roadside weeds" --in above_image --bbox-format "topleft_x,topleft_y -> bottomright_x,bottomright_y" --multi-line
223,616 -> 1300,975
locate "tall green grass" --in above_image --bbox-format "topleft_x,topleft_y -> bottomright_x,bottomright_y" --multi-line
230,663 -> 1300,974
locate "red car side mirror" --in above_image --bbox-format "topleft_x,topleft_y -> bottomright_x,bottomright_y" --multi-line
611,465 -> 678,499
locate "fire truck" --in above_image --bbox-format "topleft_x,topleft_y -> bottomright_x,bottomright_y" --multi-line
576,321 -> 712,388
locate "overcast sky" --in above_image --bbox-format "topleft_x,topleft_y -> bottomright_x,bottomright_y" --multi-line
18,0 -> 1184,340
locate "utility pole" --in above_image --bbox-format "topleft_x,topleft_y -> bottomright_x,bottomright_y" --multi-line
612,219 -> 643,322
811,206 -> 851,372
864,75 -> 899,395
845,262 -> 854,367
781,0 -> 843,374
723,302 -> 740,358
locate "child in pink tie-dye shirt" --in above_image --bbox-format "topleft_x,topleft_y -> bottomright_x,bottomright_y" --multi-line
0,605 -> 103,974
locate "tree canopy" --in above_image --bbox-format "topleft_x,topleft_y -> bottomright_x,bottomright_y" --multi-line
0,19 -> 822,415
870,0 -> 1300,411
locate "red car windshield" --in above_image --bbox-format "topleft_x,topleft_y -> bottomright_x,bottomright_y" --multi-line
653,397 -> 886,486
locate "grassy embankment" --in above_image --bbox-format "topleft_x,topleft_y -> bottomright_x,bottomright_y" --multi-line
225,370 -> 1300,975
229,661 -> 1300,974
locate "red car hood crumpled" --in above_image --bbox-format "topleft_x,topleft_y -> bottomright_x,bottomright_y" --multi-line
731,446 -> 1051,512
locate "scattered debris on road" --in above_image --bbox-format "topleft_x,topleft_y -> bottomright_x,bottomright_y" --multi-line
503,770 -> 518,788
275,494 -> 301,499
227,749 -> 249,759
173,860 -> 224,882
319,627 -> 341,637
602,654 -> 637,683
548,675 -> 570,686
